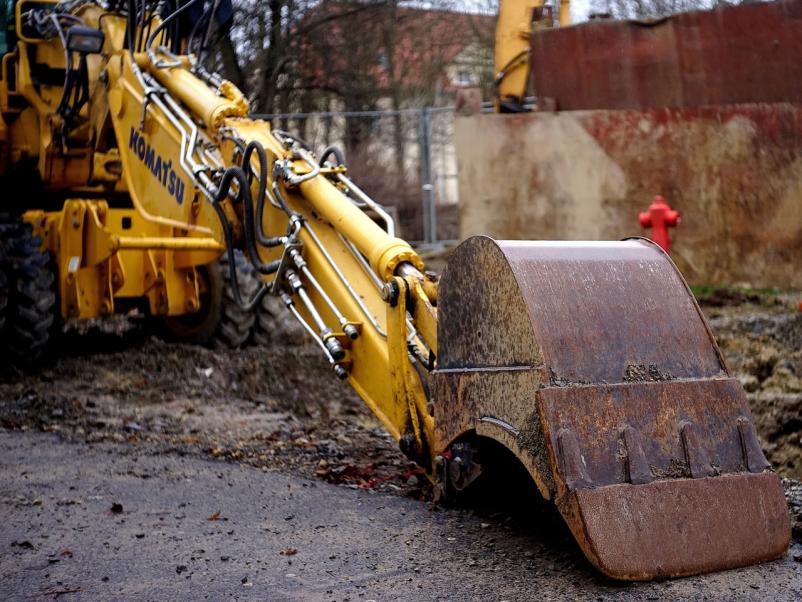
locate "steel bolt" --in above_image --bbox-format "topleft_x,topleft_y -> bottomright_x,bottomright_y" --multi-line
382,281 -> 399,306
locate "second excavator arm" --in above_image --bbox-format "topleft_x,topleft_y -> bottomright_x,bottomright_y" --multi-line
494,0 -> 570,111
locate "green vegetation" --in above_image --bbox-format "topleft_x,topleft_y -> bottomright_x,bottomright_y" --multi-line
690,285 -> 781,307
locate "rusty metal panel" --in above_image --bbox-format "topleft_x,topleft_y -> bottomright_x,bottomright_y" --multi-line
567,473 -> 791,579
499,239 -> 725,384
432,236 -> 791,580
530,0 -> 802,110
538,378 -> 758,489
435,236 -> 543,371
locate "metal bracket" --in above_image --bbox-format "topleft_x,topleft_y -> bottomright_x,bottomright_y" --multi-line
272,240 -> 304,295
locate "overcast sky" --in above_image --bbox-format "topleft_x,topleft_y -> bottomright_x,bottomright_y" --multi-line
459,0 -> 595,23
571,0 -> 592,22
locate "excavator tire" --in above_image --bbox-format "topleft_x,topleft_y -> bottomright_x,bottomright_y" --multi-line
252,294 -> 283,346
158,251 -> 256,348
215,251 -> 258,349
253,293 -> 305,347
0,219 -> 13,344
1,219 -> 56,368
0,219 -> 9,337
0,254 -> 7,337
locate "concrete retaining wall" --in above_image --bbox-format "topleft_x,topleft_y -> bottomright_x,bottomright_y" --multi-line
455,105 -> 802,288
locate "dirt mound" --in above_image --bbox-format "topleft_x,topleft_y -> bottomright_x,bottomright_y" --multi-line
0,292 -> 799,536
0,317 -> 428,499
706,303 -> 802,480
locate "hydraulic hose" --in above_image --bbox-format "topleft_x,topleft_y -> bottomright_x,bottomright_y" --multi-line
214,166 -> 280,277
209,198 -> 268,312
144,0 -> 205,55
240,141 -> 284,248
197,0 -> 223,66
271,179 -> 300,219
319,145 -> 346,167
272,129 -> 311,150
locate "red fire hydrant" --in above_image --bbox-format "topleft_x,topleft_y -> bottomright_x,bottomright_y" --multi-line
639,195 -> 680,253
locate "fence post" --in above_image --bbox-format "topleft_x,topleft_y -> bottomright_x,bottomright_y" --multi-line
419,106 -> 436,244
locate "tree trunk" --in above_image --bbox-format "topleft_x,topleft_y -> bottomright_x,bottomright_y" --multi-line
217,34 -> 244,90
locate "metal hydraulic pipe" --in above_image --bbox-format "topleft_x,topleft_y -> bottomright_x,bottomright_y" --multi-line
297,174 -> 424,280
280,292 -> 348,380
115,236 -> 224,250
335,173 -> 396,237
303,223 -> 387,338
286,270 -> 345,361
339,233 -> 385,292
289,249 -> 359,340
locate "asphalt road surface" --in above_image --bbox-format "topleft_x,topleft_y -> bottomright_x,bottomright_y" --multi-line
1,430 -> 801,601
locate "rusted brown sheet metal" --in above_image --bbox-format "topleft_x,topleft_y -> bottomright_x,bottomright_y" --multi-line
500,239 -> 726,384
567,473 -> 790,579
539,379 -> 761,489
530,0 -> 802,110
432,236 -> 791,580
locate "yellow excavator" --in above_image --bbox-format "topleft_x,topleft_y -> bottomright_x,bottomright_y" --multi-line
0,0 -> 791,580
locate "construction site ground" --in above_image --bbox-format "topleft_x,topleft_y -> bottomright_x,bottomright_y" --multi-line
1,288 -> 801,600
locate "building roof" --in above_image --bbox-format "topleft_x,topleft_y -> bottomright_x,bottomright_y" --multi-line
296,3 -> 495,95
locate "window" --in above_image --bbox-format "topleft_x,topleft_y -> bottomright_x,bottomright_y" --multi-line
456,69 -> 473,86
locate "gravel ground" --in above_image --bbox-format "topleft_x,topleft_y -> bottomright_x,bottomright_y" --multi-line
0,322 -> 427,498
0,289 -> 800,599
1,430 -> 801,601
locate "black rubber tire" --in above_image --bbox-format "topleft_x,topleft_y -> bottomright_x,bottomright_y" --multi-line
2,221 -> 57,367
0,221 -> 12,338
159,251 -> 256,348
252,292 -> 304,347
0,263 -> 7,336
214,251 -> 257,348
252,293 -> 281,346
158,261 -> 223,346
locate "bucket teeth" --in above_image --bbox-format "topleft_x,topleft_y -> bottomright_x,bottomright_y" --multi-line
737,417 -> 771,473
680,421 -> 716,478
432,236 -> 791,580
557,429 -> 592,489
621,425 -> 653,485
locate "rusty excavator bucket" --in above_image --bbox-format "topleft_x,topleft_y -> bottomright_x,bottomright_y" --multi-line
431,236 -> 790,580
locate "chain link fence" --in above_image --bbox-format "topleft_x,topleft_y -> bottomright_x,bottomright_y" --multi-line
255,107 -> 462,245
